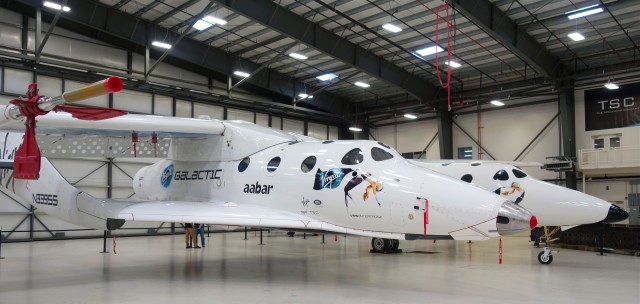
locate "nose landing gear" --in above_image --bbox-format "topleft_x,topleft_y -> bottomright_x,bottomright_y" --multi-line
537,247 -> 557,264
370,238 -> 402,253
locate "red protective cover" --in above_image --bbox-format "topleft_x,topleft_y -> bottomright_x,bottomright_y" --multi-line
56,106 -> 127,120
14,118 -> 41,179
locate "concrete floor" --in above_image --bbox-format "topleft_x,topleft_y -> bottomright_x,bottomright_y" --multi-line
0,231 -> 638,304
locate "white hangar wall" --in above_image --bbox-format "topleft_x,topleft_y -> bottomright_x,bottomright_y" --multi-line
372,101 -> 560,181
372,119 -> 440,160
0,7 -> 338,241
574,85 -> 640,219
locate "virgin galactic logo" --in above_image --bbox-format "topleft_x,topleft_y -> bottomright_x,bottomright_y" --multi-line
313,168 -> 353,190
160,164 -> 174,188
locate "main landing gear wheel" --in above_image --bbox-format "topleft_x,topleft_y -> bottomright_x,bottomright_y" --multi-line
370,238 -> 402,253
371,238 -> 387,251
537,248 -> 554,265
391,239 -> 399,250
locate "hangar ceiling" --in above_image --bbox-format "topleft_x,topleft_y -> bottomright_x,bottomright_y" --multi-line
2,0 -> 639,127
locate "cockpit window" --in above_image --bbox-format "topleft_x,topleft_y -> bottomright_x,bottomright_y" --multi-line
267,157 -> 281,172
371,147 -> 393,161
322,140 -> 334,144
461,174 -> 473,183
341,148 -> 363,165
512,169 -> 527,178
493,169 -> 509,181
301,156 -> 317,173
238,157 -> 250,172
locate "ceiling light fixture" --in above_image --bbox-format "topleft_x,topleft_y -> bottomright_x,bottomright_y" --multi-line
382,23 -> 402,33
316,73 -> 338,81
151,41 -> 172,49
416,45 -> 444,57
354,82 -> 370,88
404,114 -> 417,119
445,61 -> 461,68
298,93 -> 313,99
604,82 -> 619,90
566,5 -> 603,20
349,126 -> 362,132
43,1 -> 70,12
568,32 -> 585,41
193,16 -> 228,31
289,53 -> 308,60
233,71 -> 250,78
490,100 -> 505,106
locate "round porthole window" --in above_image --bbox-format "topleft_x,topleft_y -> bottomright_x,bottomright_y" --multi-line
341,148 -> 364,165
238,157 -> 250,172
267,156 -> 281,172
301,156 -> 317,173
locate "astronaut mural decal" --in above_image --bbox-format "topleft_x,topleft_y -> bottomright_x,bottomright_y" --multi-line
313,168 -> 383,208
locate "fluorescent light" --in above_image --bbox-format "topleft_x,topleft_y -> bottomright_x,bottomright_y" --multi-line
566,5 -> 603,19
193,20 -> 213,31
206,16 -> 227,25
382,23 -> 402,33
445,61 -> 461,68
233,71 -> 250,77
568,32 -> 585,41
193,16 -> 227,30
490,100 -> 504,106
298,93 -> 313,99
289,53 -> 308,60
354,82 -> 370,88
349,126 -> 362,132
464,150 -> 472,153
416,45 -> 444,56
404,114 -> 417,119
43,1 -> 70,12
152,41 -> 172,49
316,73 -> 338,81
604,82 -> 619,90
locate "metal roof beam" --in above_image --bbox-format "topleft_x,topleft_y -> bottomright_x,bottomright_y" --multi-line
452,0 -> 561,78
152,0 -> 200,24
4,0 -> 352,117
212,0 -> 441,102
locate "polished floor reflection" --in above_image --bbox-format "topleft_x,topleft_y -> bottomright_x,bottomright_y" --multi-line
0,231 -> 638,304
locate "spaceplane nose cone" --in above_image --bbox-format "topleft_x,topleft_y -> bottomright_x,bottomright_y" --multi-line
602,204 -> 629,223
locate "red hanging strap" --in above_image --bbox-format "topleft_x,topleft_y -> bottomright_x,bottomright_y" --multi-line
499,238 -> 503,264
151,132 -> 158,158
113,234 -> 117,255
131,132 -> 138,158
423,199 -> 429,236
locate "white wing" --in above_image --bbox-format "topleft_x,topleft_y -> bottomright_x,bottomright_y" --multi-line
0,111 -> 225,137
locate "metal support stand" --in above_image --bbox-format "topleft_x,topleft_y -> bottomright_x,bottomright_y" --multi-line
207,225 -> 210,237
303,233 -> 306,239
100,230 -> 109,253
322,234 -> 325,244
259,229 -> 264,245
0,229 -> 5,259
599,224 -> 606,256
243,227 -> 248,240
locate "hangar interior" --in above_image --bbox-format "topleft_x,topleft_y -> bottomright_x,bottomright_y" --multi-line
0,0 -> 639,303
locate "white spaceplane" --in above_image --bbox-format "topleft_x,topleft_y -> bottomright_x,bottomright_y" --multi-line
410,160 -> 628,264
0,77 -> 535,253
410,161 -> 628,226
